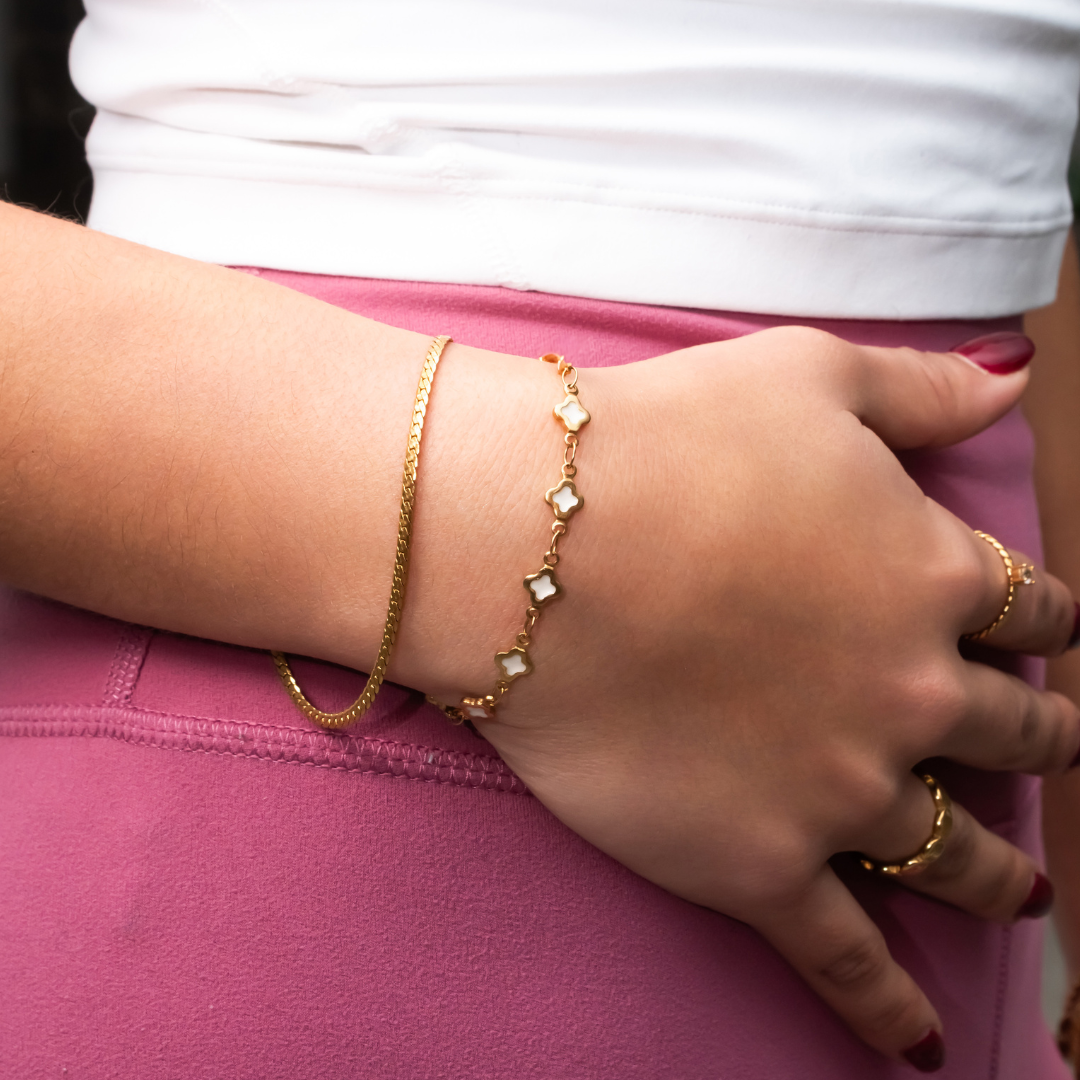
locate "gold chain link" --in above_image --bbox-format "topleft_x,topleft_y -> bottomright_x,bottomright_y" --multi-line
272,335 -> 452,729
428,352 -> 590,725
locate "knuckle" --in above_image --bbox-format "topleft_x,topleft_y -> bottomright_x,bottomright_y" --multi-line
900,661 -> 968,741
1016,695 -> 1042,753
819,753 -> 899,828
1036,581 -> 1076,655
817,932 -> 890,992
723,825 -> 822,908
762,324 -> 843,354
939,538 -> 989,610
996,684 -> 1044,769
862,986 -> 926,1039
842,767 -> 900,824
760,326 -> 855,376
909,353 -> 964,431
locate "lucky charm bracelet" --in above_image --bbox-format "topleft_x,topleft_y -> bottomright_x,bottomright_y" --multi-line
429,352 -> 590,724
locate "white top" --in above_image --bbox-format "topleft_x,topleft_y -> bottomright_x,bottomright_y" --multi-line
71,0 -> 1080,319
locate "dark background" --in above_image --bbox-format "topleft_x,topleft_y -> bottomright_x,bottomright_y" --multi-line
1,0 -> 92,222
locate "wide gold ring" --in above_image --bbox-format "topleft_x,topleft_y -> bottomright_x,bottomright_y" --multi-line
858,773 -> 953,877
965,530 -> 1035,641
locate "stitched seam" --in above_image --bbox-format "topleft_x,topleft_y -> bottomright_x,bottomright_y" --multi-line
435,158 -> 528,290
987,924 -> 1012,1080
101,625 -> 153,706
84,157 -> 1071,240
0,705 -> 529,795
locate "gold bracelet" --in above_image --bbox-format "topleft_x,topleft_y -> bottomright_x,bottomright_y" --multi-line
429,352 -> 590,724
272,334 -> 452,729
1060,974 -> 1080,1076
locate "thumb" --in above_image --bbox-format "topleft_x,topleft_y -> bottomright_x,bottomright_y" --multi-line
843,331 -> 1034,451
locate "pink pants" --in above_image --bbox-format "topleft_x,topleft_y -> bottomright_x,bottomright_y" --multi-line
0,274 -> 1065,1079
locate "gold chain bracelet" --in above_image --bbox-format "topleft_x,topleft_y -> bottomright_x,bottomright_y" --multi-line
272,334 -> 452,729
429,352 -> 590,724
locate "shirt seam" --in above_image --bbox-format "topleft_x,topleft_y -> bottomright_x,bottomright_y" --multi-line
85,157 -> 1074,240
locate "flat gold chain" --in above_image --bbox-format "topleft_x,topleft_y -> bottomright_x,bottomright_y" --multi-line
429,352 -> 589,724
272,335 -> 452,729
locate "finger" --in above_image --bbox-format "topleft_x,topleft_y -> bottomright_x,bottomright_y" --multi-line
861,784 -> 1050,925
938,662 -> 1080,774
960,536 -> 1076,656
833,331 -> 1033,451
752,866 -> 944,1068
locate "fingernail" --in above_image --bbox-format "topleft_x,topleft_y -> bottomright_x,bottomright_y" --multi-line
1016,872 -> 1054,920
1068,601 -> 1080,651
952,332 -> 1035,374
902,1029 -> 945,1072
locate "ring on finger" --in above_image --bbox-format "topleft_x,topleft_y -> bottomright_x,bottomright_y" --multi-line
964,530 -> 1036,641
858,773 -> 953,877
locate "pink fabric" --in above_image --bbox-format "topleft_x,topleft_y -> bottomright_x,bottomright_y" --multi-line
0,273 -> 1065,1080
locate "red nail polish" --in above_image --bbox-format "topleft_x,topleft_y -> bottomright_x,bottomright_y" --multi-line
902,1030 -> 945,1072
1068,601 -> 1080,651
1016,873 -> 1054,920
952,332 -> 1035,374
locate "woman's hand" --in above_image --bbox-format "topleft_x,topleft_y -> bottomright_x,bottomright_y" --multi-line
462,328 -> 1080,1069
2,204 -> 1076,1070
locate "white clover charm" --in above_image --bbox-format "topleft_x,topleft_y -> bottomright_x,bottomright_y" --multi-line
495,646 -> 533,682
554,394 -> 591,432
439,352 -> 590,729
460,695 -> 496,720
524,567 -> 562,605
545,478 -> 583,520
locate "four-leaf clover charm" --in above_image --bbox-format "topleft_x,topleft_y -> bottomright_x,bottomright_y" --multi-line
443,357 -> 593,723
495,646 -> 533,682
545,478 -> 583,520
460,695 -> 496,720
524,567 -> 562,605
554,394 -> 591,432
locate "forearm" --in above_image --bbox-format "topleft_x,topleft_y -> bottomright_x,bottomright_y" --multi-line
0,202 -> 561,698
1024,230 -> 1080,978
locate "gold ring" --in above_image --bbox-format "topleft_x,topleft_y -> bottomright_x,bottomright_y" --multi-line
965,530 -> 1035,641
858,773 -> 953,877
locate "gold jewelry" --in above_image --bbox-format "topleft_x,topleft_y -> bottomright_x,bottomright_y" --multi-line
965,530 -> 1036,640
272,335 -> 452,729
1058,974 -> 1080,1076
858,773 -> 953,877
428,352 -> 589,724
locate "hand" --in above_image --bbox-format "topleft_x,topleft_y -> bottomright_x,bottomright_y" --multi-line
466,327 -> 1080,1068
0,205 -> 1071,1067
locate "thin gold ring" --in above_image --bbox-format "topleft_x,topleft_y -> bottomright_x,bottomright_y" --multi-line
858,773 -> 953,877
965,530 -> 1036,641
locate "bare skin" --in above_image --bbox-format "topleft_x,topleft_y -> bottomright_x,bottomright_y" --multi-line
1026,232 -> 1080,998
2,200 -> 1077,1066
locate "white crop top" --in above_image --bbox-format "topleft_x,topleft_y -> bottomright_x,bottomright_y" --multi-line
71,0 -> 1080,319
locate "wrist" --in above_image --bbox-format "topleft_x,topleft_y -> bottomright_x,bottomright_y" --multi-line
383,341 -> 560,699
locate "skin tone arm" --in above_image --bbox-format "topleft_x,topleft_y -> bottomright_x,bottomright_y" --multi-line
3,199 -> 1079,1069
1026,231 -> 1080,993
